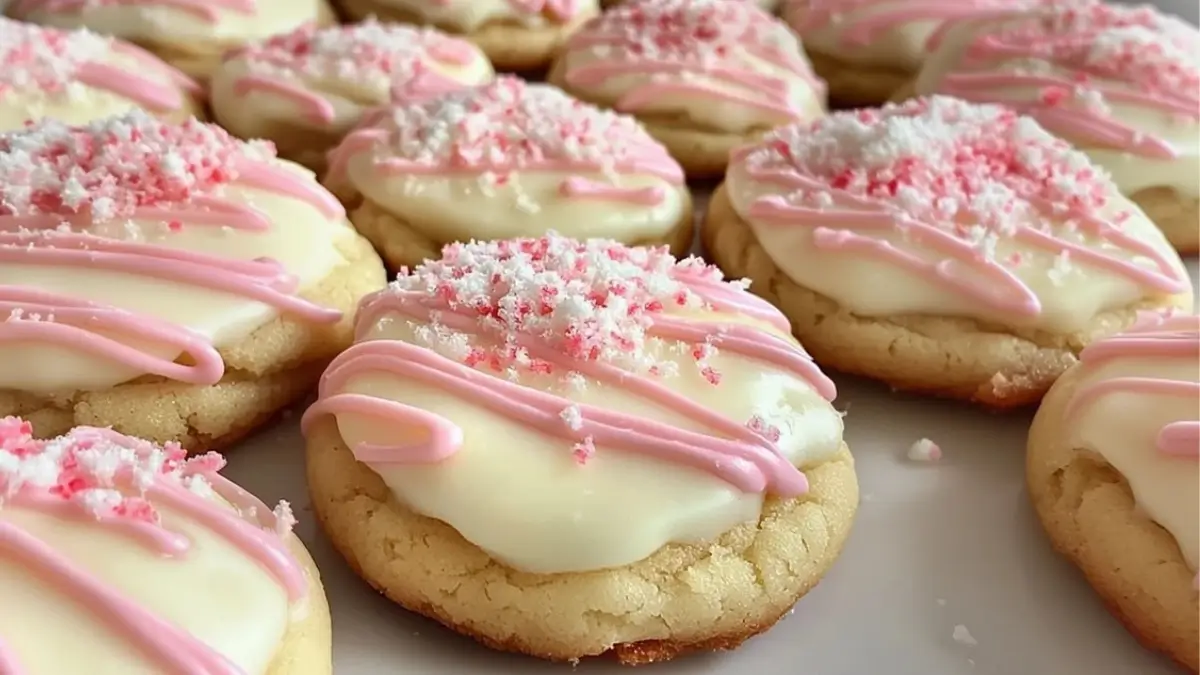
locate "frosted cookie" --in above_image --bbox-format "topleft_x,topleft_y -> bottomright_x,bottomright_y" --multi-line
7,0 -> 337,80
603,0 -> 780,13
703,96 -> 1193,408
0,111 -> 387,450
333,0 -> 600,72
302,234 -> 857,664
1027,312 -> 1198,671
210,20 -> 495,173
0,18 -> 203,132
910,2 -> 1200,253
0,419 -> 331,674
782,0 -> 1034,107
324,76 -> 692,270
549,0 -> 825,177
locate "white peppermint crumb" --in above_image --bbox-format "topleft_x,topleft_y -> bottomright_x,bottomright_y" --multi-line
559,405 -> 584,431
953,624 -> 978,646
906,438 -> 942,463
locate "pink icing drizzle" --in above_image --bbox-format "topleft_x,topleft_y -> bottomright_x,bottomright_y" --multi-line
430,0 -> 581,21
303,235 -> 835,498
0,420 -> 306,674
9,0 -> 257,22
563,0 -> 824,124
733,96 -> 1189,317
0,112 -> 344,389
785,0 -> 1036,47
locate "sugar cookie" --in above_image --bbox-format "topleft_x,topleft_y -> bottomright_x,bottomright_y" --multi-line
303,234 -> 857,664
6,0 -> 336,80
0,18 -> 203,131
1027,311 -> 1198,672
703,96 -> 1193,408
332,0 -> 600,72
782,0 -> 1035,107
0,419 -> 331,674
0,111 -> 387,450
910,1 -> 1200,252
550,0 -> 825,177
325,76 -> 692,270
210,20 -> 495,173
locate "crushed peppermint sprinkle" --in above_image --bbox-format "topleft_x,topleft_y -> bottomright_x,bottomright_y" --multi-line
0,110 -> 272,220
746,96 -> 1114,239
371,76 -> 673,174
0,18 -> 112,95
392,233 -> 734,378
906,438 -> 942,462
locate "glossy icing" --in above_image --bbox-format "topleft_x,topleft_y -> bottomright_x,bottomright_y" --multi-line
0,17 -> 199,131
913,1 -> 1200,198
724,96 -> 1192,333
0,419 -> 310,673
558,0 -> 825,135
0,111 -> 353,395
1066,311 -> 1199,575
326,76 -> 689,246
359,0 -> 596,32
303,234 -> 844,574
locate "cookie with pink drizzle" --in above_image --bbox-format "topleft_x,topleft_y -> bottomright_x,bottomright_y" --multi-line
209,20 -> 495,174
703,95 -> 1192,408
0,110 -> 386,450
550,0 -> 825,177
0,18 -> 202,132
6,0 -> 337,80
302,233 -> 857,664
1028,310 -> 1199,671
333,0 -> 600,72
911,1 -> 1200,253
325,76 -> 692,270
782,0 -> 1037,106
0,419 -> 331,674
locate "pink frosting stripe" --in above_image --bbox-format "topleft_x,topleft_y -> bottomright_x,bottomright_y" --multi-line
788,0 -> 1035,46
234,75 -> 336,124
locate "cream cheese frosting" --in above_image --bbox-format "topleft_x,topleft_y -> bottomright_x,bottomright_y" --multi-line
302,234 -> 844,574
912,1 -> 1200,199
1065,311 -> 1199,573
326,76 -> 689,246
210,20 -> 494,150
0,17 -> 200,131
557,0 -> 825,135
0,111 -> 355,395
361,0 -> 598,32
724,96 -> 1192,334
0,420 -> 313,674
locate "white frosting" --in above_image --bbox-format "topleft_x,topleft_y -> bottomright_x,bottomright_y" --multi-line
367,0 -> 600,31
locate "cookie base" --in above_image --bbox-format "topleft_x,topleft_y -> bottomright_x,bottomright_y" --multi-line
1027,367 -> 1199,673
304,419 -> 858,664
701,185 -> 1193,409
807,51 -> 911,109
268,535 -> 335,675
1131,187 -> 1200,254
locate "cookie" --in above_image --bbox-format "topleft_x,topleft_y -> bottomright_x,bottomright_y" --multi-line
0,111 -> 388,450
333,0 -> 600,72
324,76 -> 693,270
0,420 -> 332,674
549,0 -> 825,178
0,18 -> 204,131
909,1 -> 1200,252
1027,311 -> 1199,672
781,0 -> 1036,107
7,0 -> 337,80
303,234 -> 858,664
602,0 -> 780,13
703,96 -> 1193,408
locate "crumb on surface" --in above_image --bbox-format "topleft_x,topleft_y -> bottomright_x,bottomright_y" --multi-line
906,438 -> 942,462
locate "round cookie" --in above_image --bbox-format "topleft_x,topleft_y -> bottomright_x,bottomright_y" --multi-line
781,0 -> 1035,107
703,96 -> 1193,409
6,0 -> 337,80
0,419 -> 332,674
302,234 -> 858,664
0,111 -> 388,450
210,20 -> 495,173
549,0 -> 825,178
332,0 -> 600,72
1027,311 -> 1198,672
324,76 -> 693,270
0,17 -> 203,131
910,1 -> 1200,252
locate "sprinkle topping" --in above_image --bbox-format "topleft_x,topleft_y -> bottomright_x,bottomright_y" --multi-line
0,18 -> 110,95
0,110 -> 271,220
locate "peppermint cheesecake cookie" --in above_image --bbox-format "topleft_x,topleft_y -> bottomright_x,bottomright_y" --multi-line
303,234 -> 858,664
703,96 -> 1192,408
